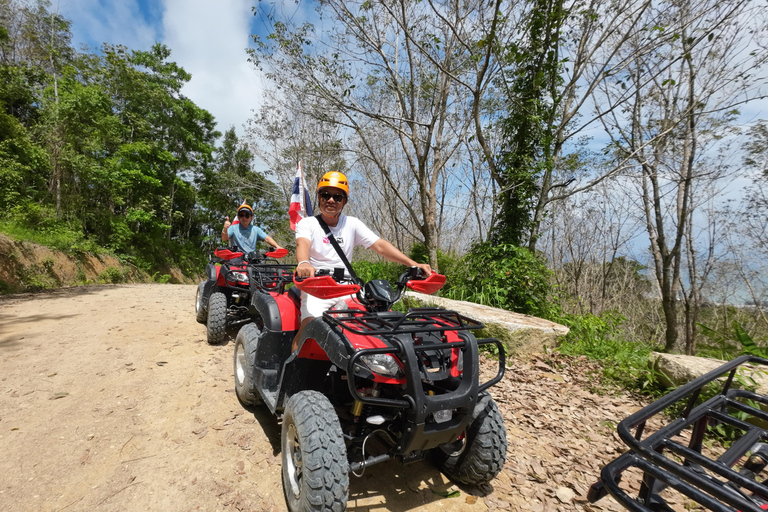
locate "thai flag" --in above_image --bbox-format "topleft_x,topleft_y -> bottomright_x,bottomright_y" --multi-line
289,163 -> 313,231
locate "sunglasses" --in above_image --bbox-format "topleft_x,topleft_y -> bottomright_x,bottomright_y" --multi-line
237,211 -> 252,218
319,191 -> 346,202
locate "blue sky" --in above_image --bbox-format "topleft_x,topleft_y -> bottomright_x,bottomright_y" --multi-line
56,0 -> 272,138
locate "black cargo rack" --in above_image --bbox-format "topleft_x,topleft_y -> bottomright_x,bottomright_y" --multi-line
322,307 -> 484,335
248,264 -> 295,294
589,355 -> 768,512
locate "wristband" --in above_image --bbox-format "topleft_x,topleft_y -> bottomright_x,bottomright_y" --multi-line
297,260 -> 310,266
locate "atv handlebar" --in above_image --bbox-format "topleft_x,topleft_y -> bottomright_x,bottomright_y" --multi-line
293,266 -> 445,309
293,273 -> 362,299
264,248 -> 288,259
213,246 -> 289,263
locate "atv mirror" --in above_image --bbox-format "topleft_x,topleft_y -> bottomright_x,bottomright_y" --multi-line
406,272 -> 446,295
265,248 -> 289,259
294,275 -> 361,299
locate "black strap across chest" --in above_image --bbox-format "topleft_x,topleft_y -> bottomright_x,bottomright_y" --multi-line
314,214 -> 361,285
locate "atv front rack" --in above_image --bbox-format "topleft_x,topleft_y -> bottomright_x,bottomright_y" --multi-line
248,264 -> 295,294
322,307 -> 484,335
589,355 -> 768,512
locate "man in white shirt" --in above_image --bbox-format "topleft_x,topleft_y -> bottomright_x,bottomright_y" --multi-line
292,171 -> 431,351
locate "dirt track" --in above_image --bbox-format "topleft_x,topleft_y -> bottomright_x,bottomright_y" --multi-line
0,284 -> 652,512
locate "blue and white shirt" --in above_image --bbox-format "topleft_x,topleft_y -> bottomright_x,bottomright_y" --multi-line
227,224 -> 268,253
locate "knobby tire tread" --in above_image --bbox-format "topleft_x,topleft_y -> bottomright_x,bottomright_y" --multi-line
234,323 -> 263,406
206,292 -> 227,345
437,392 -> 507,486
283,391 -> 348,512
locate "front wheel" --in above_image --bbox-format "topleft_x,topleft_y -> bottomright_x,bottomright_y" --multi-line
234,324 -> 263,406
432,392 -> 507,486
282,391 -> 348,512
195,282 -> 208,324
206,292 -> 228,345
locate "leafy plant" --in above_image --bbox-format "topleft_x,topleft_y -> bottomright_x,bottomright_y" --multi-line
557,311 -> 658,392
99,267 -> 124,284
698,321 -> 767,359
442,242 -> 555,318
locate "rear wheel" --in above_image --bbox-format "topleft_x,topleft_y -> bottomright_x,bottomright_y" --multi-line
195,282 -> 208,324
433,392 -> 507,486
234,324 -> 263,406
282,391 -> 348,512
206,292 -> 228,345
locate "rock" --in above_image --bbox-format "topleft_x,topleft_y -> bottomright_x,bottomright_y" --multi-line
648,352 -> 727,388
556,486 -> 575,503
648,352 -> 768,394
404,291 -> 569,355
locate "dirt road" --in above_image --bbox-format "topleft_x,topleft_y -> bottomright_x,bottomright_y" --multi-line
0,284 -> 650,512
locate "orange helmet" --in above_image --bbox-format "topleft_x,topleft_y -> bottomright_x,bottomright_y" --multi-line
317,171 -> 349,197
237,201 -> 253,215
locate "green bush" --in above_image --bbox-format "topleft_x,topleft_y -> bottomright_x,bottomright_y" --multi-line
442,242 -> 554,317
99,267 -> 124,284
351,260 -> 403,284
408,243 -> 461,278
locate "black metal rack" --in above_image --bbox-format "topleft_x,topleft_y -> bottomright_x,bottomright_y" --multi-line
248,264 -> 295,293
322,307 -> 485,335
589,355 -> 768,512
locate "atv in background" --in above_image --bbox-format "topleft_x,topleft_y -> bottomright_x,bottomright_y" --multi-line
234,266 -> 508,512
195,246 -> 292,344
589,355 -> 768,511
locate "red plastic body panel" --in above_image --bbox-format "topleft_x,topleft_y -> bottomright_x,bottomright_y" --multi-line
406,272 -> 446,295
294,275 -> 361,299
264,248 -> 288,259
297,338 -> 331,361
273,292 -> 300,332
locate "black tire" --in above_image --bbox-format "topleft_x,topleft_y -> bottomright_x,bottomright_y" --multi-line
234,324 -> 263,406
195,282 -> 208,324
282,391 -> 348,512
433,392 -> 507,486
206,292 -> 228,345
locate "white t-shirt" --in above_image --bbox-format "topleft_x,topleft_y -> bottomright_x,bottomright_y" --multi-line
295,215 -> 380,270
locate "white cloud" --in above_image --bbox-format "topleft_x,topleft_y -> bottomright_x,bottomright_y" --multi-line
60,0 -> 263,139
162,0 -> 264,137
59,0 -> 158,52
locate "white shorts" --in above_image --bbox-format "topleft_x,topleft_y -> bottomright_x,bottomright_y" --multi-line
300,291 -> 357,320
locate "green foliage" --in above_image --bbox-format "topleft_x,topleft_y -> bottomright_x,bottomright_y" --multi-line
99,267 -> 124,284
408,242 -> 461,277
0,3 -> 247,278
443,242 -> 554,317
152,272 -> 171,284
698,321 -> 767,359
557,311 -> 657,391
491,0 -> 567,246
0,214 -> 101,255
351,260 -> 403,285
14,260 -> 58,291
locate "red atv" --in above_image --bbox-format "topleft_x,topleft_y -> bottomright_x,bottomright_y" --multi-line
589,355 -> 768,511
195,246 -> 292,344
233,267 -> 508,512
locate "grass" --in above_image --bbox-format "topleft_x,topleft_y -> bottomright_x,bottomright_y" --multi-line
0,220 -> 102,255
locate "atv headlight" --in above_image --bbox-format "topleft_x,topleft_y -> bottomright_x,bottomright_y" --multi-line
229,272 -> 249,284
360,354 -> 404,378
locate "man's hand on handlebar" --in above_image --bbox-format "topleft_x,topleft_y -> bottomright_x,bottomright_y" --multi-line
296,261 -> 316,279
414,263 -> 432,276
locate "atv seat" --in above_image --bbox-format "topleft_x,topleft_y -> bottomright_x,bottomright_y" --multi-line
287,286 -> 301,308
